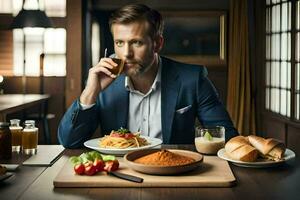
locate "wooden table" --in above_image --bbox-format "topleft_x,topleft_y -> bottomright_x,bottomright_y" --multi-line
0,94 -> 50,121
1,145 -> 299,200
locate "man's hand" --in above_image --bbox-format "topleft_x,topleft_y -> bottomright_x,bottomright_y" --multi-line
80,58 -> 118,105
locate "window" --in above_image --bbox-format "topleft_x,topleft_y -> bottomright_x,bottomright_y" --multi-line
296,0 -> 300,119
265,0 -> 300,121
0,0 -> 66,77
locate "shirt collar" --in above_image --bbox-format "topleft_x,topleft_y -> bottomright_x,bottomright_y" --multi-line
125,56 -> 162,92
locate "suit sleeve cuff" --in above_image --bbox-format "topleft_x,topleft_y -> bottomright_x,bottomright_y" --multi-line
79,101 -> 96,110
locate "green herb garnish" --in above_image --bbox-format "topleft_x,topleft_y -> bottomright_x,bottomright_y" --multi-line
117,127 -> 130,134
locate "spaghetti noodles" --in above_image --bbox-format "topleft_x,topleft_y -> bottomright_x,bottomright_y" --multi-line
99,128 -> 149,149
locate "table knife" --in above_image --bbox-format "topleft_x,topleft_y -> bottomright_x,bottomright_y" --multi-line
109,171 -> 143,183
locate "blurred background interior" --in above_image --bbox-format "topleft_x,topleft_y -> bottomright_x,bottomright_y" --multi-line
0,0 -> 299,155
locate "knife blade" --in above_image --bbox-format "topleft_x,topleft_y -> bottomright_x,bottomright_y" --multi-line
109,171 -> 143,183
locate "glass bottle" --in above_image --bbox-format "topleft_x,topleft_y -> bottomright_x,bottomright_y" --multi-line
22,120 -> 38,155
0,122 -> 12,159
9,119 -> 23,153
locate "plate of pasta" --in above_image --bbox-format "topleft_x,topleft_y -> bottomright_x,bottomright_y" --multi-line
84,128 -> 162,155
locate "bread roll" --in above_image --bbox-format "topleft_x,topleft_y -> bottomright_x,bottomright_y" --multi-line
248,135 -> 285,161
225,136 -> 258,162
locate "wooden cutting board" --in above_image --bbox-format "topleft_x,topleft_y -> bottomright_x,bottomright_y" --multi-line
53,156 -> 236,188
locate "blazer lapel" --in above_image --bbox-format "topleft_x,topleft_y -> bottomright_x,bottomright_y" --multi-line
161,57 -> 180,144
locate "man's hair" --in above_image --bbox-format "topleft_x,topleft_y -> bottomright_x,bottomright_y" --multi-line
109,4 -> 164,39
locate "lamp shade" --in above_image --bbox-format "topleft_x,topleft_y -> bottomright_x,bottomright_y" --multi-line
11,9 -> 52,28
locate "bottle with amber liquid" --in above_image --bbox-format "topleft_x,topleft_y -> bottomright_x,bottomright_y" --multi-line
0,122 -> 12,159
9,119 -> 23,153
22,120 -> 38,155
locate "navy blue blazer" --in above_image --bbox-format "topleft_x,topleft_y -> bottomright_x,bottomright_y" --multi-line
58,56 -> 238,148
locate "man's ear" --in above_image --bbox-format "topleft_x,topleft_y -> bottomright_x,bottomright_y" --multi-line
154,35 -> 164,53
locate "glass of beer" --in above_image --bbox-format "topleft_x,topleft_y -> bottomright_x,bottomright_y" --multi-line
9,119 -> 23,153
22,120 -> 38,155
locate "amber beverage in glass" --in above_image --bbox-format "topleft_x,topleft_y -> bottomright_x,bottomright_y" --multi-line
22,120 -> 38,155
10,119 -> 23,153
110,58 -> 124,76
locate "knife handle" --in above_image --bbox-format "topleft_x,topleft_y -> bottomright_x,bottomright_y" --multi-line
110,171 -> 143,183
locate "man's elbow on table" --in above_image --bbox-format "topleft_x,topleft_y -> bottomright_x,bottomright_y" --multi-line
57,126 -> 83,149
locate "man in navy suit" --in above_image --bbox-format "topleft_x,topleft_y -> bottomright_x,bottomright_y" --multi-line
58,4 -> 238,148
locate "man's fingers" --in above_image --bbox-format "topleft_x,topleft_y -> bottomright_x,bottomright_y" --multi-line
99,58 -> 118,67
90,66 -> 116,78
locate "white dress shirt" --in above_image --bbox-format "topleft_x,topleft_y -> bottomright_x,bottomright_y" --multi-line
126,60 -> 162,139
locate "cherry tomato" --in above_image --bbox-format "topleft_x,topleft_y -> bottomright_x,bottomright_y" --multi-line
74,163 -> 85,175
93,158 -> 104,172
111,133 -> 123,138
104,160 -> 119,172
84,162 -> 97,176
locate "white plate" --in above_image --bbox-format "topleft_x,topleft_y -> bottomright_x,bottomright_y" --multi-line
0,164 -> 19,171
0,172 -> 13,182
217,148 -> 296,168
84,136 -> 162,155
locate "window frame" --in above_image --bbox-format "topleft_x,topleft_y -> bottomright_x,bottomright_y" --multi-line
265,0 -> 300,122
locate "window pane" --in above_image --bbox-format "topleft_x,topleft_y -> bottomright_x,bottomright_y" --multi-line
266,88 -> 270,109
44,0 -> 66,17
286,2 -> 292,30
44,29 -> 66,54
287,62 -> 291,88
43,28 -> 66,76
272,5 -> 281,32
12,0 -> 23,15
271,88 -> 280,112
280,89 -> 287,116
266,0 -> 271,5
23,0 -> 39,10
266,35 -> 271,59
24,29 -> 43,76
281,2 -> 288,31
287,90 -> 290,117
44,54 -> 66,76
271,34 -> 280,59
281,33 -> 287,60
266,8 -> 271,33
13,29 -> 24,76
297,0 -> 300,29
281,61 -> 287,88
296,32 -> 300,61
297,63 -> 300,90
0,0 -> 12,13
297,94 -> 300,120
266,62 -> 271,86
287,33 -> 291,60
271,62 -> 280,87
92,22 -> 100,66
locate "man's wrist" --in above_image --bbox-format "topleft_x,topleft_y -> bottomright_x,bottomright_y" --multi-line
79,101 -> 95,110
80,87 -> 99,105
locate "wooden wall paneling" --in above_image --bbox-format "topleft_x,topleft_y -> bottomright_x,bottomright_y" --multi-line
263,115 -> 286,142
44,77 -> 65,144
0,30 -> 13,76
207,66 -> 228,104
287,125 -> 300,155
66,0 -> 83,107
